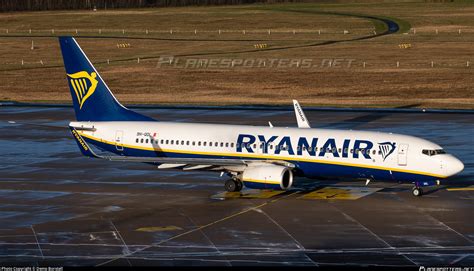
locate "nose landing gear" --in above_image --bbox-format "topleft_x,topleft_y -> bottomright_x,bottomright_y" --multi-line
411,180 -> 440,197
412,186 -> 423,197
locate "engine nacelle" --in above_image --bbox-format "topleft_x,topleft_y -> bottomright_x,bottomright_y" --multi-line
241,164 -> 293,190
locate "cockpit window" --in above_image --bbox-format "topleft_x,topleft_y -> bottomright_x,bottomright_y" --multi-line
422,149 -> 446,156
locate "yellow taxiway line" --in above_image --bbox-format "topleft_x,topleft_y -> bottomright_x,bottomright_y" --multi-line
447,187 -> 474,191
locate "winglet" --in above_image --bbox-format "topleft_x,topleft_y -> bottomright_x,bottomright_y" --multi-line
69,126 -> 99,158
292,100 -> 311,128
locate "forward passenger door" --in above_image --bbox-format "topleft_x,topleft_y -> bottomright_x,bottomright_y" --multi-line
397,143 -> 408,166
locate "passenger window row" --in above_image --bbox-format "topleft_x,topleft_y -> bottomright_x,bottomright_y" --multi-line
134,138 -> 383,155
135,138 -> 235,148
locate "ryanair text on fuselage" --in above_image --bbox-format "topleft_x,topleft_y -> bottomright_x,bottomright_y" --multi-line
236,134 -> 395,160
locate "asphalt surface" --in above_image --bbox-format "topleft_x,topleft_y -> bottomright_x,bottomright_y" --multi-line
0,106 -> 473,266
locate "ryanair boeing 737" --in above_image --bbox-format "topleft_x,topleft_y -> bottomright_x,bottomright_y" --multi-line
60,37 -> 464,197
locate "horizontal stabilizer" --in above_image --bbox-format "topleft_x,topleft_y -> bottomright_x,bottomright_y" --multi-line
69,127 -> 98,158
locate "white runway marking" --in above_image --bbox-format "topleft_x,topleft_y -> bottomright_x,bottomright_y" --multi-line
258,209 -> 317,266
95,191 -> 299,266
30,226 -> 44,259
331,205 -> 419,266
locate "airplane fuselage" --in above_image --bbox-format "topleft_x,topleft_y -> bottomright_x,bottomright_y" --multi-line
71,121 -> 463,184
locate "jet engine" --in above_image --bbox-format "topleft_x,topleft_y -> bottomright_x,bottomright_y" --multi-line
241,164 -> 293,190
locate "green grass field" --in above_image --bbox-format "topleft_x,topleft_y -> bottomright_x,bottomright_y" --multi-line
0,1 -> 473,108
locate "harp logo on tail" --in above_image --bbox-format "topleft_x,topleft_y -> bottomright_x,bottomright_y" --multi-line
378,142 -> 396,161
67,71 -> 98,109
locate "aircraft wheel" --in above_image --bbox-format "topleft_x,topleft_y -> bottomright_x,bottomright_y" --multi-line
225,179 -> 238,192
235,180 -> 243,192
412,187 -> 423,197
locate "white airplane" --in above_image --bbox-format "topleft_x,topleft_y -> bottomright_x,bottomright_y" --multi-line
60,37 -> 464,197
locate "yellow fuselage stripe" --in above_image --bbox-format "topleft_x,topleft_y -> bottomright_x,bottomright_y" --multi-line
77,132 -> 447,179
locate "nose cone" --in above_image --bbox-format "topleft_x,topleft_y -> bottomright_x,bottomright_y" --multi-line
445,156 -> 464,177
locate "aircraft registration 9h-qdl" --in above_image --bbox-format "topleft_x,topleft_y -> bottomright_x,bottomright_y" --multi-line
60,37 -> 464,197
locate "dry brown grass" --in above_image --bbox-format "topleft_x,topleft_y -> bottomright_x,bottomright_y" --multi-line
0,2 -> 473,109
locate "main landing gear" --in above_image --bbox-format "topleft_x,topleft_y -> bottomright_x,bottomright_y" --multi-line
225,178 -> 243,192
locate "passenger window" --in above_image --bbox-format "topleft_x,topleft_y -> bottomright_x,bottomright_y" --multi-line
176,141 -> 179,145
160,139 -> 164,144
373,149 -> 376,155
171,140 -> 174,144
181,140 -> 184,145
270,145 -> 273,149
203,142 -> 207,146
192,141 -> 195,146
231,143 -> 234,148
136,138 -> 139,143
186,141 -> 190,145
166,140 -> 169,144
220,142 -> 223,147
226,143 -> 229,147
198,141 -> 201,146
215,142 -> 218,147
140,138 -> 144,143
145,139 -> 149,143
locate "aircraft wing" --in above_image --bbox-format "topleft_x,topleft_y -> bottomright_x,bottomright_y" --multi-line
70,127 -> 293,170
293,99 -> 311,128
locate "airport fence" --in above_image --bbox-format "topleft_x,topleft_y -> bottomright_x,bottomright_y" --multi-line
2,58 -> 471,71
0,27 -> 473,36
